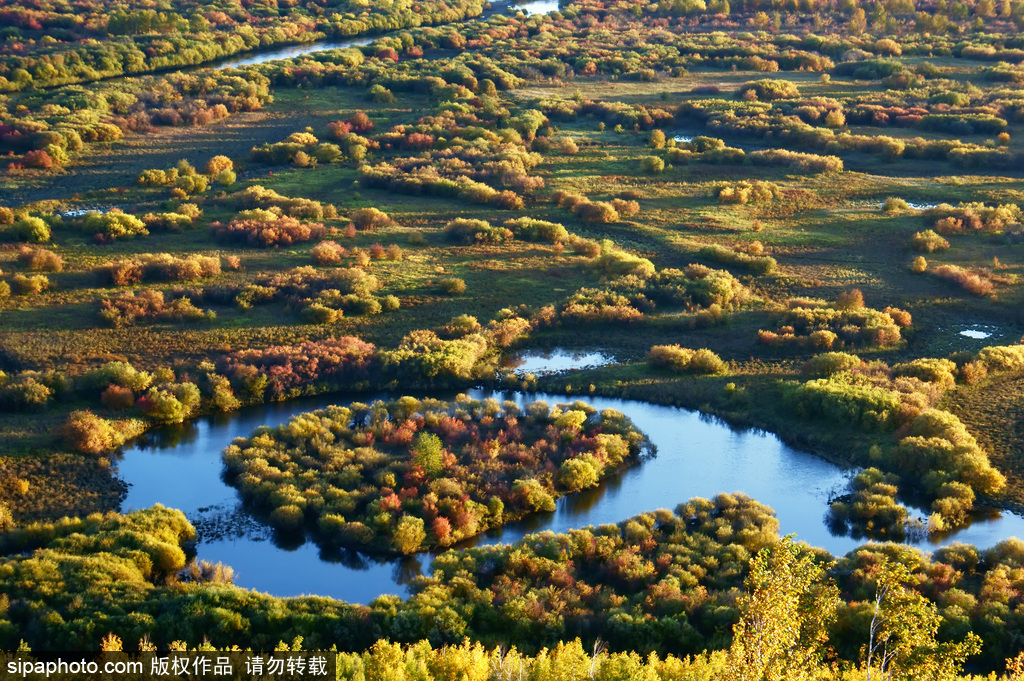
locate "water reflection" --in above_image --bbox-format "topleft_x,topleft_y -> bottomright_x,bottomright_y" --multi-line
502,349 -> 615,375
514,0 -> 561,13
213,37 -> 374,70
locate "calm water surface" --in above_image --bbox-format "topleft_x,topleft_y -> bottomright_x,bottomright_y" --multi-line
118,387 -> 1024,601
214,37 -> 374,69
501,349 -> 615,375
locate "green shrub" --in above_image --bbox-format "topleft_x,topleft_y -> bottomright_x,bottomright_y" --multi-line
640,156 -> 665,173
737,79 -> 800,100
440,277 -> 467,295
784,376 -> 902,431
883,197 -> 910,212
503,217 -> 570,243
699,244 -> 777,274
647,345 -> 728,375
828,467 -> 909,538
911,230 -> 949,253
138,383 -> 201,423
892,358 -> 957,390
801,352 -> 862,377
978,345 -> 1024,372
557,456 -> 602,492
83,211 -> 148,240
10,274 -> 50,295
8,216 -> 51,243
444,218 -> 512,244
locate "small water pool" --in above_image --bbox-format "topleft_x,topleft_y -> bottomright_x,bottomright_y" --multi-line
514,0 -> 561,13
502,349 -> 616,375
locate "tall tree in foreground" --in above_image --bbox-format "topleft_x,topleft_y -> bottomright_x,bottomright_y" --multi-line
864,559 -> 981,681
727,535 -> 840,681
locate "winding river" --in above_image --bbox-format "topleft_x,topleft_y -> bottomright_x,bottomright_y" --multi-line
210,0 -> 561,71
117,356 -> 1024,602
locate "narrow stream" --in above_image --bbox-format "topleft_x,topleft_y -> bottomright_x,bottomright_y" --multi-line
210,0 -> 561,71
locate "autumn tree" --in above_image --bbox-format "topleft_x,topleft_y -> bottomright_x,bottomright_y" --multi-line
727,535 -> 840,681
864,559 -> 981,681
63,410 -> 123,454
412,432 -> 443,476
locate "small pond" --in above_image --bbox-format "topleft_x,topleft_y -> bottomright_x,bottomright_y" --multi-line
513,0 -> 562,13
501,349 -> 616,375
118,387 -> 1024,601
934,322 -> 1016,350
59,207 -> 112,218
961,327 -> 995,340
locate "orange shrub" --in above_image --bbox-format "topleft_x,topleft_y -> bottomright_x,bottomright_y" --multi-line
213,216 -> 327,247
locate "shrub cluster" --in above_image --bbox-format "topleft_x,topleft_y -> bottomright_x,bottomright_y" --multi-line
927,203 -> 1021,235
0,370 -> 68,411
786,345 -> 1009,530
360,163 -> 524,210
222,396 -> 645,552
228,186 -> 336,219
933,264 -> 994,297
98,290 -> 214,327
737,79 -> 800,101
758,297 -> 908,349
218,337 -> 376,402
699,244 -> 777,274
96,254 -> 221,286
212,214 -> 327,247
647,345 -> 729,375
828,468 -> 911,539
552,190 -> 622,223
249,132 -> 343,167
444,218 -> 513,244
911,229 -> 950,252
715,180 -> 781,205
350,207 -> 391,231
137,160 -> 211,196
747,149 -> 843,173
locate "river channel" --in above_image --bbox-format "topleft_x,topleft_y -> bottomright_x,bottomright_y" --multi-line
117,366 -> 1024,601
211,0 -> 561,70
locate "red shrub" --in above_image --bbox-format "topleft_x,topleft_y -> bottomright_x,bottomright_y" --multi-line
219,337 -> 376,399
22,150 -> 55,169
